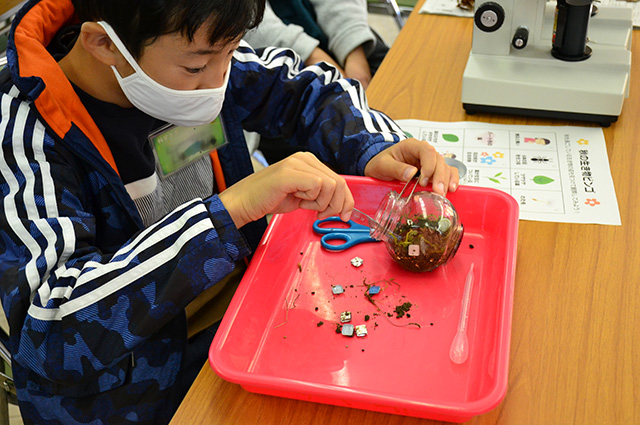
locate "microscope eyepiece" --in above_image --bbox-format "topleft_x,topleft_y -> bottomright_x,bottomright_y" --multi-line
552,0 -> 593,61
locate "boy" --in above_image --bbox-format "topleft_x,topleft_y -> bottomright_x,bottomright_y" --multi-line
0,0 -> 457,423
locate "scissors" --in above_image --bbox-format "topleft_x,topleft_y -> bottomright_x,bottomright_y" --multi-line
312,217 -> 379,251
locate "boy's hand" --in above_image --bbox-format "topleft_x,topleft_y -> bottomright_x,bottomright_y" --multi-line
364,138 -> 459,196
219,152 -> 354,228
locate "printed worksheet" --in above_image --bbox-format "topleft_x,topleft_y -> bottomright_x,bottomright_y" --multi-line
396,120 -> 621,225
420,0 -> 640,27
420,0 -> 473,17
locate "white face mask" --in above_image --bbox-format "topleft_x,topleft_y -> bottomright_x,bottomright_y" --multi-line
97,21 -> 230,127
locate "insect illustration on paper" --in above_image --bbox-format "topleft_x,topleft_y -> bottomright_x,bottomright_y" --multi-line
531,156 -> 552,164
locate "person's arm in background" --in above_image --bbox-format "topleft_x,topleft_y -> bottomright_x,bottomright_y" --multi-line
342,45 -> 370,88
243,2 -> 344,73
311,0 -> 377,88
305,47 -> 344,74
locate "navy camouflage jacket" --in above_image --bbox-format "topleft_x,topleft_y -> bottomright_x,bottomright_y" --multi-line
0,0 -> 405,423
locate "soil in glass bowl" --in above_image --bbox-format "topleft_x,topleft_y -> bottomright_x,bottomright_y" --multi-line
385,209 -> 463,272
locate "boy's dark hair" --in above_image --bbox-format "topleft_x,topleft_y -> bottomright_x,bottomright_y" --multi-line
71,0 -> 265,58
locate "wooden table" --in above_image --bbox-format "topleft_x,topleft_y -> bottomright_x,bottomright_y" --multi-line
0,0 -> 23,20
170,3 -> 640,425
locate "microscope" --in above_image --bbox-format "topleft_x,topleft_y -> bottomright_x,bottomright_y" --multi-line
461,0 -> 632,126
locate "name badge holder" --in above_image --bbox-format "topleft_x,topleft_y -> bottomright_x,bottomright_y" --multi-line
149,117 -> 228,179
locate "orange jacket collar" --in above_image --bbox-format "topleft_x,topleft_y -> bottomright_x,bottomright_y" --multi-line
12,0 -> 119,174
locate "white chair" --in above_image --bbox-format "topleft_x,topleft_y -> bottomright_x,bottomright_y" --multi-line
368,0 -> 416,29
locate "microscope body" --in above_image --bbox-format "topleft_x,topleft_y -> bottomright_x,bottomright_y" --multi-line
461,0 -> 632,125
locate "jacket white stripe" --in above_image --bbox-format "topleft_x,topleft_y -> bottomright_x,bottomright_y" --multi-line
235,43 -> 340,84
371,108 -> 404,140
0,95 -> 43,294
13,105 -> 39,220
31,121 -> 75,284
73,203 -> 210,288
8,104 -> 75,304
45,198 -> 204,304
336,79 -> 384,138
28,217 -> 213,321
354,83 -> 390,134
1,100 -> 213,310
32,122 -> 59,218
37,199 -> 209,306
236,44 -> 393,143
27,120 -> 70,302
8,85 -> 19,97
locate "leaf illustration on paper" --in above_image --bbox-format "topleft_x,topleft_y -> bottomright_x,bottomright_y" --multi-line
488,172 -> 506,184
442,134 -> 459,142
533,175 -> 554,185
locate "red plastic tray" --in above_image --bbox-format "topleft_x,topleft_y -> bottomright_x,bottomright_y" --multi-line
209,176 -> 519,422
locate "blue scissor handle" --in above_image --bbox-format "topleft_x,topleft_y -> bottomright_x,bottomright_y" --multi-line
313,217 -> 378,251
313,217 -> 370,234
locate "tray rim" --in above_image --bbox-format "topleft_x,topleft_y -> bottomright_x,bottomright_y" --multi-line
209,178 -> 519,420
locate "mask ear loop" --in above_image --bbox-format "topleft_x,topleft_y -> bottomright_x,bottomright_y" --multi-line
97,20 -> 231,96
96,21 -> 142,73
